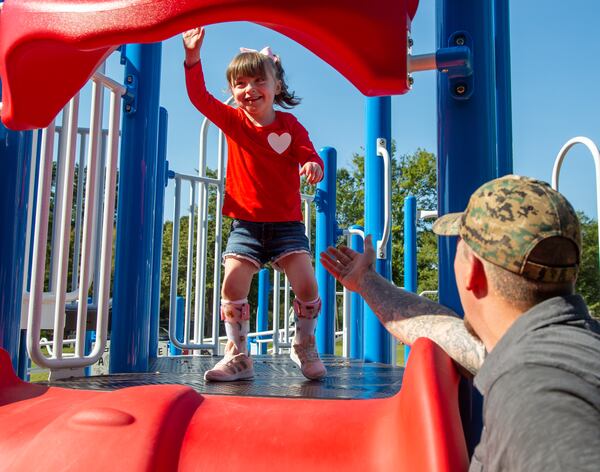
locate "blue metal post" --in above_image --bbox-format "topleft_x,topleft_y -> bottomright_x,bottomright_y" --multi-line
256,269 -> 270,355
149,107 -> 168,360
0,82 -> 32,370
17,330 -> 30,381
494,0 -> 513,176
84,330 -> 94,376
364,97 -> 392,364
169,297 -> 184,356
315,147 -> 337,354
349,225 -> 364,359
403,196 -> 418,363
437,0 -> 499,454
436,0 -> 498,314
110,43 -> 162,373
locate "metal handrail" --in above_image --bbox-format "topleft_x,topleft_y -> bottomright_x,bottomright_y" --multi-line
376,138 -> 392,258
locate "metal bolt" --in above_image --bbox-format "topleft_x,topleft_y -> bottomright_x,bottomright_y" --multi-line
408,37 -> 414,48
455,83 -> 467,95
408,75 -> 414,86
455,35 -> 466,46
125,104 -> 132,112
126,75 -> 133,84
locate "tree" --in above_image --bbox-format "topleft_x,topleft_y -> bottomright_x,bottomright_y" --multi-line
333,147 -> 439,295
576,212 -> 599,318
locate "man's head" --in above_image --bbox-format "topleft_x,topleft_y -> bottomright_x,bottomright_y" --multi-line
433,175 -> 581,311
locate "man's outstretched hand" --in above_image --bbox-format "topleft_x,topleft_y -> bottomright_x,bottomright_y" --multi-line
319,234 -> 376,293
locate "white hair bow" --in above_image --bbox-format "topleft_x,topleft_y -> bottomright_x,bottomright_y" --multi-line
239,46 -> 279,62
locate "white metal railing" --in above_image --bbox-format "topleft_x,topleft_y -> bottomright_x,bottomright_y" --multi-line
169,99 -> 231,354
552,136 -> 600,266
26,68 -> 125,377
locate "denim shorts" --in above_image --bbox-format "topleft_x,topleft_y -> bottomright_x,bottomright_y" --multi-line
223,219 -> 310,270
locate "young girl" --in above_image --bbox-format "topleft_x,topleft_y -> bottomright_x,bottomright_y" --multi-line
182,27 -> 327,381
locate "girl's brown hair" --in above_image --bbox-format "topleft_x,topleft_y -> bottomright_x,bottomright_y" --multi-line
226,51 -> 300,109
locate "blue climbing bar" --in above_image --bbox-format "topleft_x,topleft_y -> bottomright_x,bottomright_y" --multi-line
403,195 -> 418,363
110,43 -> 162,373
363,97 -> 392,364
256,268 -> 270,355
315,147 -> 337,354
349,225 -> 364,360
149,107 -> 168,360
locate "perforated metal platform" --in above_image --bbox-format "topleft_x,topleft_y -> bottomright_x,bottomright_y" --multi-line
49,355 -> 404,400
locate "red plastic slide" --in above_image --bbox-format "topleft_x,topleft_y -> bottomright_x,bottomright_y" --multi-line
0,338 -> 468,471
0,0 -> 419,130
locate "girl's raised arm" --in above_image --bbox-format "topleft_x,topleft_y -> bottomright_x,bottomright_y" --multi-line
182,27 -> 205,67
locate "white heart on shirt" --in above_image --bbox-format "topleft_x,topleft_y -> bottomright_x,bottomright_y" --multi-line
267,132 -> 291,154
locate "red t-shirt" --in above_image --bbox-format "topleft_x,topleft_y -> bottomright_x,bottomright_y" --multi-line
185,62 -> 324,222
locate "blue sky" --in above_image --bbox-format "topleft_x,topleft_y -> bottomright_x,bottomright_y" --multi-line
106,1 -> 599,220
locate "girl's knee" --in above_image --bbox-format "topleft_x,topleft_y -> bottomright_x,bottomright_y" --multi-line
291,278 -> 318,301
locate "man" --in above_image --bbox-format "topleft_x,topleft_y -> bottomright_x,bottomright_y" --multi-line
320,175 -> 600,471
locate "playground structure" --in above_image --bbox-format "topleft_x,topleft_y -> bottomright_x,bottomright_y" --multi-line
5,0 -> 598,470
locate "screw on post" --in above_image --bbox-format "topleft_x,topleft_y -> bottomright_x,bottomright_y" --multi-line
455,35 -> 466,46
455,83 -> 467,95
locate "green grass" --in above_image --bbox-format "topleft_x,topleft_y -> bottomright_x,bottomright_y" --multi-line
29,345 -> 76,382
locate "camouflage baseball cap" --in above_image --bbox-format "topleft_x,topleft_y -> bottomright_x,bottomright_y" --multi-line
432,175 -> 581,283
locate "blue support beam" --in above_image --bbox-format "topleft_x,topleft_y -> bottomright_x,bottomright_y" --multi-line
494,0 -> 514,176
256,269 -> 270,355
363,97 -> 392,364
315,147 -> 337,354
403,195 -> 418,364
0,82 -> 32,369
349,225 -> 364,360
149,107 -> 169,360
110,43 -> 162,373
436,0 -> 501,454
436,0 -> 498,313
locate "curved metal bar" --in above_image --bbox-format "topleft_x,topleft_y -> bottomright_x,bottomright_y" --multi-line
552,136 -> 600,267
376,138 -> 392,259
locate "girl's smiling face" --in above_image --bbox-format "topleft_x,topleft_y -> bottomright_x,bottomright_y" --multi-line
230,68 -> 281,122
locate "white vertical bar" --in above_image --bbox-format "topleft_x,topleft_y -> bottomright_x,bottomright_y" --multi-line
194,117 -> 211,348
71,130 -> 87,291
284,277 -> 291,344
211,129 -> 227,354
53,96 -> 80,359
169,177 -> 182,348
75,78 -> 103,357
90,87 -> 121,359
272,270 -> 280,354
27,123 -> 56,366
184,181 -> 197,344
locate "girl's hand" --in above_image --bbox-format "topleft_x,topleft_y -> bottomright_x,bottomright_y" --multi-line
182,27 -> 205,66
300,162 -> 323,185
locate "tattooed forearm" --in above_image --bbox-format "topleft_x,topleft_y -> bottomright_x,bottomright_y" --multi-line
359,270 -> 486,374
360,271 -> 457,321
387,316 -> 486,375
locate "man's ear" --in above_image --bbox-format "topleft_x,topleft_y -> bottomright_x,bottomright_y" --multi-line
465,253 -> 488,298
